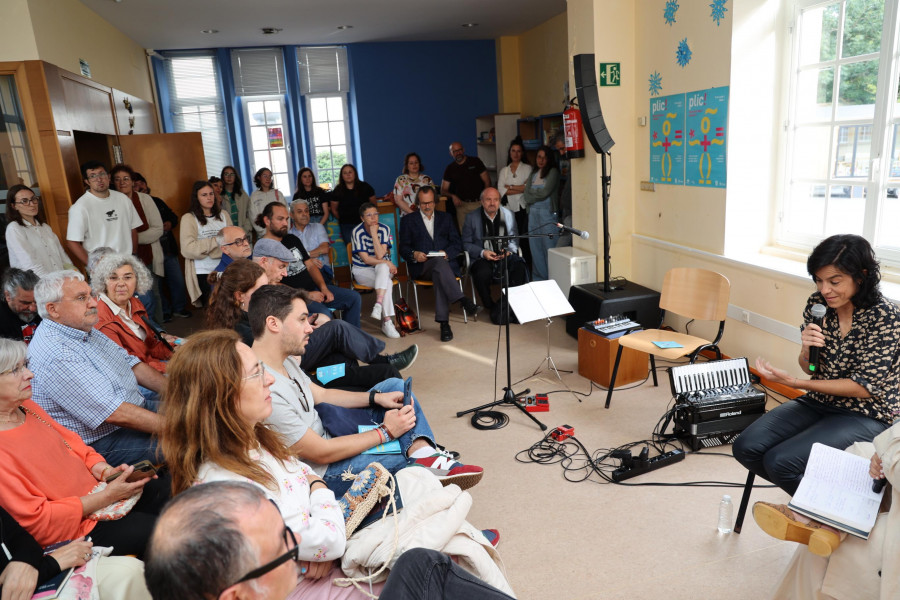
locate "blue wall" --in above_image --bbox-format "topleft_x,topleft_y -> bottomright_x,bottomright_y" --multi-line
348,40 -> 498,195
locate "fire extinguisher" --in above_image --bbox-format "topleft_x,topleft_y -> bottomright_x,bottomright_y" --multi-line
563,98 -> 585,159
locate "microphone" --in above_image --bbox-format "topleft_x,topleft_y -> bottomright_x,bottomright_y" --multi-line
807,303 -> 827,373
557,223 -> 590,240
873,478 -> 887,493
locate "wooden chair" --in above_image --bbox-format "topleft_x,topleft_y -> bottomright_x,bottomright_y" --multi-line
604,268 -> 731,409
734,471 -> 756,533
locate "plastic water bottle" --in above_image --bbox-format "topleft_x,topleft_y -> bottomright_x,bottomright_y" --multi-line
717,494 -> 733,533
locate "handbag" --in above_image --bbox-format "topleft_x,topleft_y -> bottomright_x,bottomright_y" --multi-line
337,462 -> 395,537
85,481 -> 141,521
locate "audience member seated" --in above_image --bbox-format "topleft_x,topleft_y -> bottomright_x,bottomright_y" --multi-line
767,422 -> 900,600
208,260 -> 415,391
733,234 -> 900,497
144,481 -> 514,600
214,225 -> 252,272
92,253 -> 180,373
462,187 -> 528,314
30,270 -> 167,465
221,165 -> 253,236
0,338 -> 167,557
159,331 -> 366,595
180,180 -> 233,307
4,184 -> 73,276
66,160 -> 142,267
0,504 -> 152,599
330,164 -> 376,246
251,238 -> 331,321
0,268 -> 41,343
289,198 -> 333,281
399,186 -> 481,342
351,202 -> 400,339
249,284 -> 482,497
393,152 -> 434,215
292,167 -> 330,225
523,145 -> 560,282
249,168 -> 287,238
258,201 -> 362,327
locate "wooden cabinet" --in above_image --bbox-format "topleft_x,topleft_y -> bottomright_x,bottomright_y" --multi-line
578,327 -> 648,388
474,113 -> 519,186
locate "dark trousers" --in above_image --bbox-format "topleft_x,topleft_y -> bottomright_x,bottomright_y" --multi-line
303,319 -> 385,370
470,256 -> 527,309
417,257 -> 464,322
89,473 -> 171,560
514,207 -> 532,270
379,548 -> 514,599
732,395 -> 889,495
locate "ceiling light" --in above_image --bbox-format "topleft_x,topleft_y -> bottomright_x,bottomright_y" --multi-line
201,29 -> 218,34
461,23 -> 478,28
261,27 -> 283,35
337,25 -> 353,30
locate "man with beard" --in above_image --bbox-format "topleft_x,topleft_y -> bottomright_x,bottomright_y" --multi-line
441,141 -> 491,230
257,202 -> 362,327
249,285 -> 483,496
0,268 -> 41,343
28,270 -> 166,465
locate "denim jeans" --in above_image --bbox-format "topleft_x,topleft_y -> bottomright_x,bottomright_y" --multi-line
160,253 -> 188,314
319,377 -> 435,497
527,198 -> 558,281
380,548 -> 515,599
326,284 -> 362,327
91,396 -> 162,466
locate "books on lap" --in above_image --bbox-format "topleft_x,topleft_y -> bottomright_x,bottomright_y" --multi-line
788,442 -> 885,539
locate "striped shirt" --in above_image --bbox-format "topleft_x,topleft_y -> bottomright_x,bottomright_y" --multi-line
351,222 -> 392,269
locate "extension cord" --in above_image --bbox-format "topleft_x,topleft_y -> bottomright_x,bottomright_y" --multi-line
611,449 -> 686,482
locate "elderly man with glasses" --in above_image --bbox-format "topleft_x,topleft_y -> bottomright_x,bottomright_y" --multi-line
214,226 -> 253,273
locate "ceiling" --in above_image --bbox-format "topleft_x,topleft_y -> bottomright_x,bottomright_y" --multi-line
80,0 -> 568,50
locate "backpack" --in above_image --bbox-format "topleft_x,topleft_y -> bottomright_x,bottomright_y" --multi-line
394,298 -> 421,336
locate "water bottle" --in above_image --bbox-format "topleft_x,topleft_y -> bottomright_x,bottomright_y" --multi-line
717,494 -> 733,533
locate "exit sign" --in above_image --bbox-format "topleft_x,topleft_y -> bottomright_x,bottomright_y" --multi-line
599,63 -> 620,86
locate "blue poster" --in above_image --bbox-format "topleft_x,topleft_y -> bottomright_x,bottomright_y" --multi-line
685,87 -> 729,188
649,94 -> 685,185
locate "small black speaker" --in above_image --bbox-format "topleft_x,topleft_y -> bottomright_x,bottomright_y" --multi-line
573,54 -> 615,154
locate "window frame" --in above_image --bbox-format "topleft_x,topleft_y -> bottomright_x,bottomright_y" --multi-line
241,95 -> 293,196
304,92 -> 352,190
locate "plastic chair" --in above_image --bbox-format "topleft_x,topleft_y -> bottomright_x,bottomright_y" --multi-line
604,268 -> 731,409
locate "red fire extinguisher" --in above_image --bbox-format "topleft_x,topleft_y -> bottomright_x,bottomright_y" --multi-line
563,98 -> 585,159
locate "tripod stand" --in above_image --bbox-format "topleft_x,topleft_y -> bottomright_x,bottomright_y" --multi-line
456,231 -> 557,431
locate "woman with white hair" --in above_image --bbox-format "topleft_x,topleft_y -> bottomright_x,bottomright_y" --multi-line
92,253 -> 180,373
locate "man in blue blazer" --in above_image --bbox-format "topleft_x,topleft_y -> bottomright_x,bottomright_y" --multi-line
399,186 -> 481,342
462,187 -> 528,312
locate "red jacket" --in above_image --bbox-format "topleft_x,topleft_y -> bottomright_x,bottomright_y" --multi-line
95,296 -> 171,373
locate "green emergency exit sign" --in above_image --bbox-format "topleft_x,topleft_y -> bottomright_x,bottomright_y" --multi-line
599,63 -> 620,86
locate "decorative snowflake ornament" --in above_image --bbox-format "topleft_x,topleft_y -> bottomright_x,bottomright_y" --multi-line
664,0 -> 679,26
676,39 -> 692,68
649,71 -> 663,96
710,0 -> 728,26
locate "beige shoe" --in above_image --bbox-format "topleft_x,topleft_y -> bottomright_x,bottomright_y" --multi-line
752,501 -> 840,557
382,320 -> 400,339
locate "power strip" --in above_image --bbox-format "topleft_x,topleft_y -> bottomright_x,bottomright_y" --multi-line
611,449 -> 686,482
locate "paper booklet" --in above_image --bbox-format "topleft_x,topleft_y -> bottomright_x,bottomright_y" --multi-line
788,442 -> 885,539
505,280 -> 574,324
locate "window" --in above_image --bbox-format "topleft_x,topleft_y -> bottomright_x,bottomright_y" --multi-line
297,46 -> 351,189
0,75 -> 37,193
233,49 -> 292,194
161,52 -> 232,177
779,0 -> 900,256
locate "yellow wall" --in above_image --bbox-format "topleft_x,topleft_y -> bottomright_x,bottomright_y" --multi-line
496,37 -> 521,114
0,0 -> 153,100
517,11 -> 569,117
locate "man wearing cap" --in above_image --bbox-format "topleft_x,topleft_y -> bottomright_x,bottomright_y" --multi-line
252,238 -> 331,319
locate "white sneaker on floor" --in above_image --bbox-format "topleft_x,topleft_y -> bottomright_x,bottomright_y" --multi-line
371,303 -> 383,320
382,320 -> 401,338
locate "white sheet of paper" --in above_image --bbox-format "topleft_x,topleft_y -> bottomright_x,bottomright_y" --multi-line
506,280 -> 575,323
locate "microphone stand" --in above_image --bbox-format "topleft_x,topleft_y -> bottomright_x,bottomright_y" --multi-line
456,230 -> 557,431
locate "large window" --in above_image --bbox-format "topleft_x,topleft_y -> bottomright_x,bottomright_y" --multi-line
0,75 -> 37,192
297,46 -> 351,189
780,0 -> 900,255
161,52 -> 232,177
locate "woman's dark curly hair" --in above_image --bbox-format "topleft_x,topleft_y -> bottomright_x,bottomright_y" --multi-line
807,234 -> 881,309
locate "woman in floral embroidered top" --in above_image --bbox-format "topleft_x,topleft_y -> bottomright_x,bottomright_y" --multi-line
734,234 -> 900,497
160,329 -> 347,583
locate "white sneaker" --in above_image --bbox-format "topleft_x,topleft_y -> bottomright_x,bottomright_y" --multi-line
371,303 -> 383,320
382,320 -> 401,338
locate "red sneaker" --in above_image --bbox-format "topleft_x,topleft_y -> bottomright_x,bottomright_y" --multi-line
413,453 -> 484,490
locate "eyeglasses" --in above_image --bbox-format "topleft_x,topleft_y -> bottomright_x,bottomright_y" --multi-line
223,236 -> 250,247
113,176 -> 131,182
15,197 -> 39,206
223,172 -> 236,177
224,500 -> 299,592
1,359 -> 29,377
242,360 -> 266,382
86,172 -> 109,180
65,292 -> 97,304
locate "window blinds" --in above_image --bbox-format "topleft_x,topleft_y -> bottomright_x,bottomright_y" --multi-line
231,48 -> 287,96
296,46 -> 349,94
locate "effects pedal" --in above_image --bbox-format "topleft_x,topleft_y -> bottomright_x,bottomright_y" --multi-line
551,424 -> 574,442
611,448 -> 685,482
518,394 -> 550,412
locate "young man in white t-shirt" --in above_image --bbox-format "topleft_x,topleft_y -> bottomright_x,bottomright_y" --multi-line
66,160 -> 143,267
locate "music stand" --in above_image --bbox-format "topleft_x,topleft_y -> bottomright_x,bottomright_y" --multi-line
506,280 -> 574,383
456,230 -> 560,431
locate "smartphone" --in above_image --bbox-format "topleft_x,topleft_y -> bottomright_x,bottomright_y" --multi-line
106,460 -> 157,483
